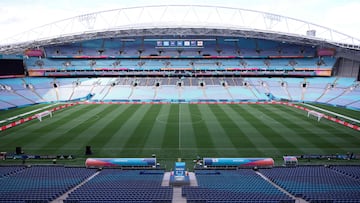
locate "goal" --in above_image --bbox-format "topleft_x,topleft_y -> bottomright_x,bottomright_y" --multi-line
35,110 -> 53,122
307,110 -> 324,122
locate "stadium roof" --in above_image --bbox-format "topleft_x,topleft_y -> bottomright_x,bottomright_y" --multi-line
1,5 -> 360,54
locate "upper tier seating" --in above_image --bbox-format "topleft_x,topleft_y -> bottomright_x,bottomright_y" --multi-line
42,37 -> 317,58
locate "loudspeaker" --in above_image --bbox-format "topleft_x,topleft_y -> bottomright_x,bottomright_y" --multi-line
85,146 -> 92,155
16,147 -> 22,154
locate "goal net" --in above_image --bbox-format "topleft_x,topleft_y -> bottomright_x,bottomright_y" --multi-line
307,110 -> 324,122
35,110 -> 53,122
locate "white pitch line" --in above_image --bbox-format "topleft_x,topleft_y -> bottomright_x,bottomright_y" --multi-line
302,103 -> 360,124
179,104 -> 181,150
0,103 -> 59,124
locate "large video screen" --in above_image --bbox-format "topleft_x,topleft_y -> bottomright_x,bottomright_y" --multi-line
0,59 -> 25,78
155,39 -> 204,48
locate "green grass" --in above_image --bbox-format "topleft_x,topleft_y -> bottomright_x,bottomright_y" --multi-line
306,103 -> 360,120
0,103 -> 61,125
1,103 -> 359,169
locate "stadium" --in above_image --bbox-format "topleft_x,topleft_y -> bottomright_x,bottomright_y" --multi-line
0,4 -> 360,203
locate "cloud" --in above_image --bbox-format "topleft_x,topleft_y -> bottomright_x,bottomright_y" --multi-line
319,1 -> 360,37
0,0 -> 358,43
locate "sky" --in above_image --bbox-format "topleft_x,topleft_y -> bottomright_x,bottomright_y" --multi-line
0,0 -> 359,41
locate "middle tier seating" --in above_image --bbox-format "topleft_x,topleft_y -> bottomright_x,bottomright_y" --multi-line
25,58 -> 336,72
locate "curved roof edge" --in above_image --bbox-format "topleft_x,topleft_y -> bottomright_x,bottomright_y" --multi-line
1,5 -> 360,53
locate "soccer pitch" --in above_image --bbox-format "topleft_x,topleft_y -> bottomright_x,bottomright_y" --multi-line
0,103 -> 359,164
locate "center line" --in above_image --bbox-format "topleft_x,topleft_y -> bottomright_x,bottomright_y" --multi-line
179,104 -> 181,150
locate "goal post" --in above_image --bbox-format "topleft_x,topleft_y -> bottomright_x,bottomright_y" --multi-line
307,110 -> 324,122
35,110 -> 53,122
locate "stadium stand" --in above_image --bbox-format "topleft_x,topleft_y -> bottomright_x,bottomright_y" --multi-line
329,165 -> 360,180
0,166 -> 26,177
0,166 -> 97,203
1,76 -> 359,108
0,5 -> 360,203
183,169 -> 294,203
65,169 -> 173,203
260,166 -> 360,202
24,58 -> 337,73
0,165 -> 359,202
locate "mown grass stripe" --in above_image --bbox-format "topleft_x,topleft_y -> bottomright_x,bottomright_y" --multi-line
188,104 -> 214,149
284,104 -> 359,136
219,104 -> 277,156
62,104 -> 130,155
245,105 -> 304,153
161,104 -> 179,149
120,104 -> 162,156
30,104 -> 110,150
101,105 -> 155,155
0,104 -> 82,138
88,104 -> 139,150
309,103 -> 360,121
208,104 -> 258,153
1,103 -> 359,161
255,105 -> 328,154
198,104 -> 237,156
141,104 -> 170,149
278,104 -> 360,148
232,104 -> 302,156
178,104 -> 198,154
0,103 -> 51,120
3,105 -> 90,150
32,105 -> 114,154
50,104 -> 118,152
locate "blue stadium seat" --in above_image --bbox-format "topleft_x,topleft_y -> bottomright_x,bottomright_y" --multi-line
183,169 -> 294,203
259,166 -> 360,202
